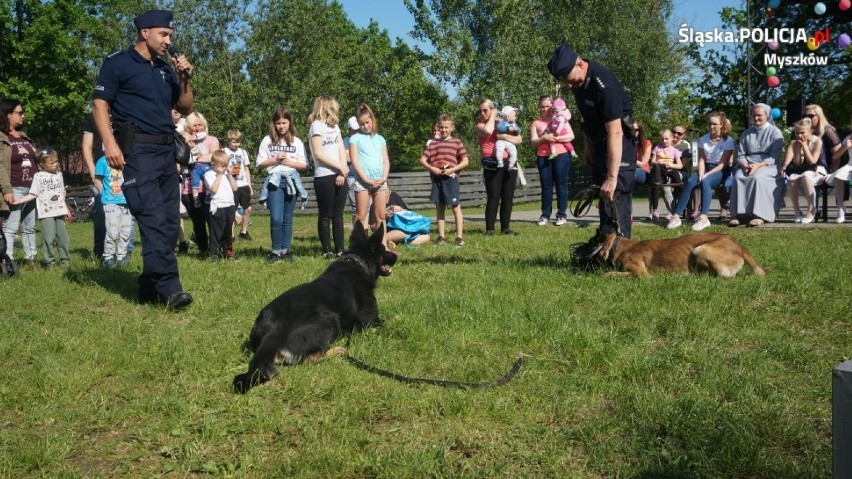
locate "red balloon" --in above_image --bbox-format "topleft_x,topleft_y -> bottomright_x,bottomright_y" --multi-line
767,8 -> 776,17
767,75 -> 781,88
840,0 -> 851,11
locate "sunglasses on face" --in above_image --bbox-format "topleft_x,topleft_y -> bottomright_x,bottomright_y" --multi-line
480,108 -> 490,113
673,131 -> 684,136
803,114 -> 816,119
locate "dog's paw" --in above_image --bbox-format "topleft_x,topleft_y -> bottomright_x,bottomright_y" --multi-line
325,346 -> 347,358
233,374 -> 253,394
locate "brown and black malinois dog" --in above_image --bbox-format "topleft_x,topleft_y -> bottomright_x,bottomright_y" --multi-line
589,230 -> 767,278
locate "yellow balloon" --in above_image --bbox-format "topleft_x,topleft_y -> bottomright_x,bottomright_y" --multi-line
807,38 -> 819,50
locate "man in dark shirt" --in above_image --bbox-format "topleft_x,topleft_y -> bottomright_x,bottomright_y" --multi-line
548,44 -> 636,238
92,9 -> 195,311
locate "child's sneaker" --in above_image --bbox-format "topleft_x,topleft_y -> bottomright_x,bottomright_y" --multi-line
454,237 -> 465,247
691,215 -> 710,231
555,215 -> 567,226
435,236 -> 447,245
666,214 -> 681,229
537,217 -> 549,226
116,257 -> 129,268
238,231 -> 252,240
102,258 -> 116,269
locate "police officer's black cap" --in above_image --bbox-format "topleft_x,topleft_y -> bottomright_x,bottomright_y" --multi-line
548,44 -> 578,79
133,10 -> 174,31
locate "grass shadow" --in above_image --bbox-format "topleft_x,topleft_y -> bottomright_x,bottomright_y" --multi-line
397,255 -> 480,266
64,266 -> 139,302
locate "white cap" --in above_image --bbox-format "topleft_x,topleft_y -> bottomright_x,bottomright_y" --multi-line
347,116 -> 360,131
500,105 -> 517,117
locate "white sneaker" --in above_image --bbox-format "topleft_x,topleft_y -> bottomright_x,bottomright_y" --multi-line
666,215 -> 681,229
794,212 -> 803,223
555,216 -> 567,226
837,208 -> 846,224
691,216 -> 711,231
537,217 -> 549,226
801,215 -> 814,224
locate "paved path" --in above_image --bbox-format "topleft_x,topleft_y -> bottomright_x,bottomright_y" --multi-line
463,196 -> 850,230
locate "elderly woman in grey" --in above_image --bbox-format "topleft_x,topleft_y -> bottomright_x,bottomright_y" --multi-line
729,103 -> 785,226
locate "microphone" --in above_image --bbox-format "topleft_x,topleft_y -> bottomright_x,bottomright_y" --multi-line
168,46 -> 192,80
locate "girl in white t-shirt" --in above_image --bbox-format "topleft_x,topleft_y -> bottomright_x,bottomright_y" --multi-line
667,112 -> 736,231
12,148 -> 72,266
256,108 -> 308,263
308,96 -> 349,258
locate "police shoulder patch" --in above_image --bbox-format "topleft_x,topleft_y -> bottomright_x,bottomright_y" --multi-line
594,76 -> 606,90
106,50 -> 123,59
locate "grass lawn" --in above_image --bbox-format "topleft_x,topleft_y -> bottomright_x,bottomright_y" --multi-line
1,212 -> 848,478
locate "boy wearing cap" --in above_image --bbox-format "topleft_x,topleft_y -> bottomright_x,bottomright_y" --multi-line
495,106 -> 521,169
91,9 -> 196,311
548,43 -> 636,238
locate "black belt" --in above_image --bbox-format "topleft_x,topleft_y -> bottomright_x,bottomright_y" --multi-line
135,133 -> 173,145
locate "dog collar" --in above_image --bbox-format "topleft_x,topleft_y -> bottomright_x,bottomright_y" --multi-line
607,235 -> 622,263
340,254 -> 371,276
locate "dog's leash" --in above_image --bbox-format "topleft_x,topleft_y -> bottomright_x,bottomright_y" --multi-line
344,339 -> 526,389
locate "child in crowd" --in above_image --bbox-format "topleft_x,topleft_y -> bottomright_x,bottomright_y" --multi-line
186,112 -> 220,209
349,103 -> 390,237
203,150 -> 238,260
781,118 -> 824,224
648,129 -> 683,220
95,153 -> 133,267
548,98 -> 576,159
495,106 -> 521,168
12,148 -> 71,267
224,129 -> 254,240
418,114 -> 469,246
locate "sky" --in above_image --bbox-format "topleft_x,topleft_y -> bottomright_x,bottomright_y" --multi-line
337,0 -> 743,53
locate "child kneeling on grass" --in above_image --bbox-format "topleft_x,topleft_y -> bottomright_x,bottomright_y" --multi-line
418,114 -> 469,246
12,147 -> 71,267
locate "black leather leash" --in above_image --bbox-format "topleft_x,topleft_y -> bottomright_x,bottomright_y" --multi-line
344,341 -> 526,389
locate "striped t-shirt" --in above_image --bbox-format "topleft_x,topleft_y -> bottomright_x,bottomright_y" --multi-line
423,137 -> 468,170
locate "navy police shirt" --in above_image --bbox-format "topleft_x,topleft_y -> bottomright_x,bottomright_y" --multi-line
92,47 -> 180,136
572,60 -> 633,144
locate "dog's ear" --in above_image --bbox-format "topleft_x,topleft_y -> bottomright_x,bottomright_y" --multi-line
351,221 -> 369,243
370,222 -> 385,248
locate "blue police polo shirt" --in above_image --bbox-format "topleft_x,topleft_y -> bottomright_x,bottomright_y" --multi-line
93,47 -> 180,136
572,60 -> 633,143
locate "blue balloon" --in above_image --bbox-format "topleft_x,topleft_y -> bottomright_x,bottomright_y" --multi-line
768,0 -> 781,8
771,108 -> 782,120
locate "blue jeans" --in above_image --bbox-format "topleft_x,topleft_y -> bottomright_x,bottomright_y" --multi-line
3,186 -> 37,260
674,170 -> 725,216
266,182 -> 297,254
536,153 -> 570,219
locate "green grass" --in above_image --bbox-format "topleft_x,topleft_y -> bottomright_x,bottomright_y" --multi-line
1,214 -> 848,478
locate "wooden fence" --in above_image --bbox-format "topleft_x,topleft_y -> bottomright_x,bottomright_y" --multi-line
66,166 -> 596,215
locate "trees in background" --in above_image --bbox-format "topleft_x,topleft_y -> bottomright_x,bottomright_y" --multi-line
3,0 -> 847,178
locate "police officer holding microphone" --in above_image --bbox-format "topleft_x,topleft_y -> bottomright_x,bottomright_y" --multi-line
548,44 -> 636,238
92,10 -> 195,310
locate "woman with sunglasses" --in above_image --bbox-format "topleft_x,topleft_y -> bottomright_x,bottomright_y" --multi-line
1,99 -> 39,268
476,99 -> 522,235
803,104 -> 847,222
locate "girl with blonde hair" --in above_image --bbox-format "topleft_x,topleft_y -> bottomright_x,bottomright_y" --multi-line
308,96 -> 349,257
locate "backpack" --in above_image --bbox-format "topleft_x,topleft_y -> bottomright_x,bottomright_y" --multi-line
386,210 -> 431,244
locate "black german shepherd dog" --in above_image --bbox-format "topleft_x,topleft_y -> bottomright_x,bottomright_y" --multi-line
233,223 -> 398,393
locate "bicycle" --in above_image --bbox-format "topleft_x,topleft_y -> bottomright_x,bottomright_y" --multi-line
66,195 -> 95,222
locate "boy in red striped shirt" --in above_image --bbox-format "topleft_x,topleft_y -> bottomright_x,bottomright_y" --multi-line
419,114 -> 469,246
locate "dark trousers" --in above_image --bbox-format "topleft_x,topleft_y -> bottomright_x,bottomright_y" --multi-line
483,164 -> 518,232
122,143 -> 183,301
207,205 -> 235,255
593,138 -> 636,238
182,193 -> 209,252
649,165 -> 683,211
92,193 -> 106,256
314,175 -> 348,254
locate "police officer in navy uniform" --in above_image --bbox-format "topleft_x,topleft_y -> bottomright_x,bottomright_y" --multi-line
548,44 -> 636,238
92,10 -> 195,311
